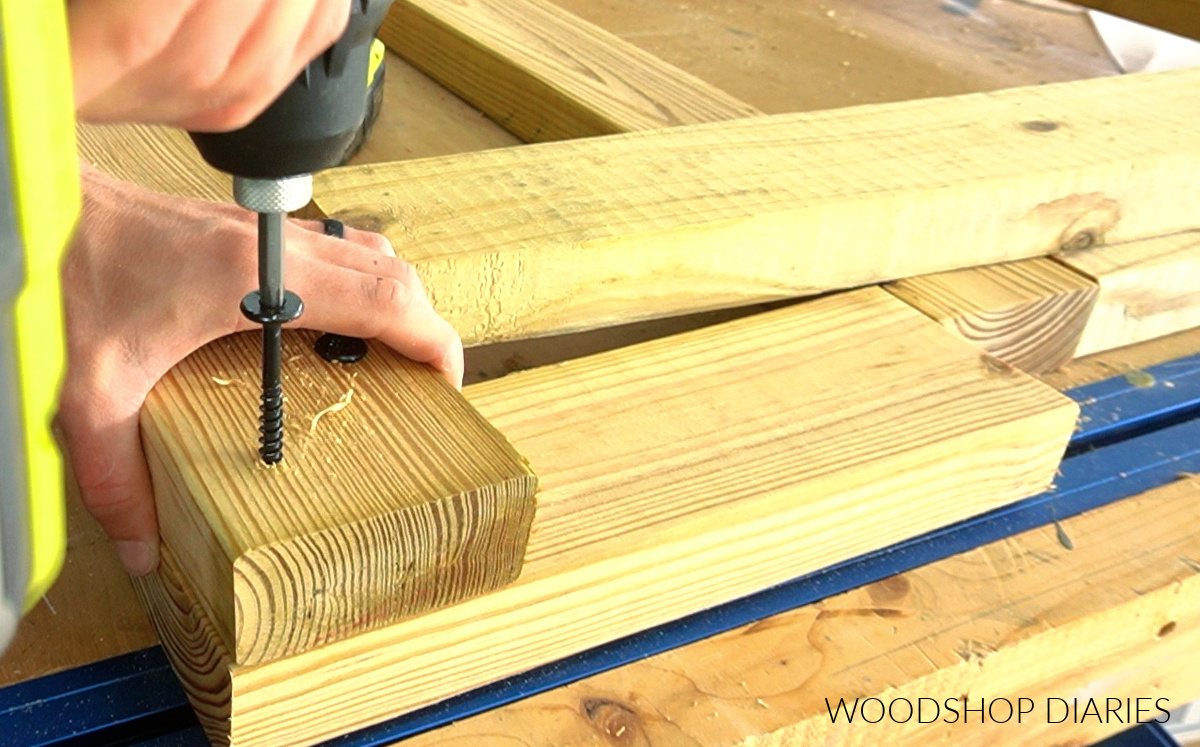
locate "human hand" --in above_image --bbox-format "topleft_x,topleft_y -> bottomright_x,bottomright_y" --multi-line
59,164 -> 463,575
69,0 -> 350,130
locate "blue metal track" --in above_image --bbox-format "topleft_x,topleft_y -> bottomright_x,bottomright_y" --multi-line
4,352 -> 1199,747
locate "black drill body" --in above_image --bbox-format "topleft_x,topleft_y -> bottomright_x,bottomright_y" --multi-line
191,1 -> 392,179
188,0 -> 394,464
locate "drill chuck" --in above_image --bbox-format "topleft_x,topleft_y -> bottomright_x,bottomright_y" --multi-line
233,175 -> 313,213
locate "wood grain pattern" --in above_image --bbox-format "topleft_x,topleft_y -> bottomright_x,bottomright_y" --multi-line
314,68 -> 1200,346
138,288 -> 1078,746
140,330 -> 537,666
377,0 -> 1121,368
1062,230 -> 1200,357
380,0 -> 760,143
551,0 -> 1116,114
1041,324 -> 1200,391
1074,0 -> 1200,40
886,258 -> 1099,374
76,123 -> 230,202
131,546 -> 233,742
405,474 -> 1200,747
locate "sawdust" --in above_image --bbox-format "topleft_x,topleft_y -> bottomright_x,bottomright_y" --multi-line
310,388 -> 355,435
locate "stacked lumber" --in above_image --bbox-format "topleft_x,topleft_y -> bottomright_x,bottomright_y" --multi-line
134,288 -> 1077,746
405,474 -> 1200,747
373,0 -> 1200,372
68,3 -> 1200,745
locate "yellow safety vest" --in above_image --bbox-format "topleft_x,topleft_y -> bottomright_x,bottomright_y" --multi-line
0,0 -> 78,645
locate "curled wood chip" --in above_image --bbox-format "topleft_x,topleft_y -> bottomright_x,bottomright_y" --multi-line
309,388 -> 354,435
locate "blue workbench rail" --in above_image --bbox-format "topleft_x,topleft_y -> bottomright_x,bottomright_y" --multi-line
4,352 -> 1200,747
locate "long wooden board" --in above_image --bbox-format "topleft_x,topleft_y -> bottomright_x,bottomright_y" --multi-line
313,68 -> 1200,346
141,331 -> 538,666
135,287 -> 1078,746
1064,230 -> 1200,357
380,0 -> 760,142
378,0 -> 1110,369
405,473 -> 1200,747
76,123 -> 230,202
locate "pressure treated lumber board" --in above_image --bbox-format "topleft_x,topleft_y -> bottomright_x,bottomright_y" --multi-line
133,287 -> 1078,747
885,258 -> 1100,374
140,330 -> 537,666
1063,230 -> 1200,357
76,123 -> 230,202
379,0 -> 760,143
405,474 -> 1200,747
1074,0 -> 1200,41
379,0 -> 1109,367
314,67 -> 1200,346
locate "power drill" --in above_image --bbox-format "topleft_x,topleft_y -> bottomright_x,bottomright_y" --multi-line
189,0 -> 394,465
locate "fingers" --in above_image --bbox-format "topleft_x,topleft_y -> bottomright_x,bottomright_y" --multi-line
56,385 -> 160,576
71,0 -> 351,130
289,219 -> 398,262
289,254 -> 464,389
69,0 -> 192,112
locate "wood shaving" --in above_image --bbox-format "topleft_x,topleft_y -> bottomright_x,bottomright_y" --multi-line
310,388 -> 354,435
1053,520 -> 1074,551
211,377 -> 237,386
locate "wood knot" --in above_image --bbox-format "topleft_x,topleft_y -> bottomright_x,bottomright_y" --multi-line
867,573 -> 911,605
1060,229 -> 1097,253
581,697 -> 646,745
979,353 -> 1018,378
1020,120 -> 1059,133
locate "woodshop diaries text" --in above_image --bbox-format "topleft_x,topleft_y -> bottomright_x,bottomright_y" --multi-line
824,697 -> 1172,725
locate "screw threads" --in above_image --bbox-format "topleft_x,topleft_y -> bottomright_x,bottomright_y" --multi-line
259,377 -> 285,465
241,210 -> 303,466
258,320 -> 286,465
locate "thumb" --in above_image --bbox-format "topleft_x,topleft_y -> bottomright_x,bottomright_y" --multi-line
57,389 -> 160,576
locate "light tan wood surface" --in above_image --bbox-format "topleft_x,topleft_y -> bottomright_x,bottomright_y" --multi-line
404,473 -> 1200,747
77,123 -> 230,202
315,67 -> 1200,346
1063,230 -> 1200,357
12,7 -> 1194,746
553,0 -> 1114,114
886,258 -> 1099,374
141,330 -> 537,666
380,0 -> 1118,375
1042,324 -> 1200,391
381,0 -> 760,142
136,288 -> 1077,746
349,50 -> 520,163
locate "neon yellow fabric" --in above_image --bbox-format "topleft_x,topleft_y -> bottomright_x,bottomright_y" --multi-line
1,0 -> 80,609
